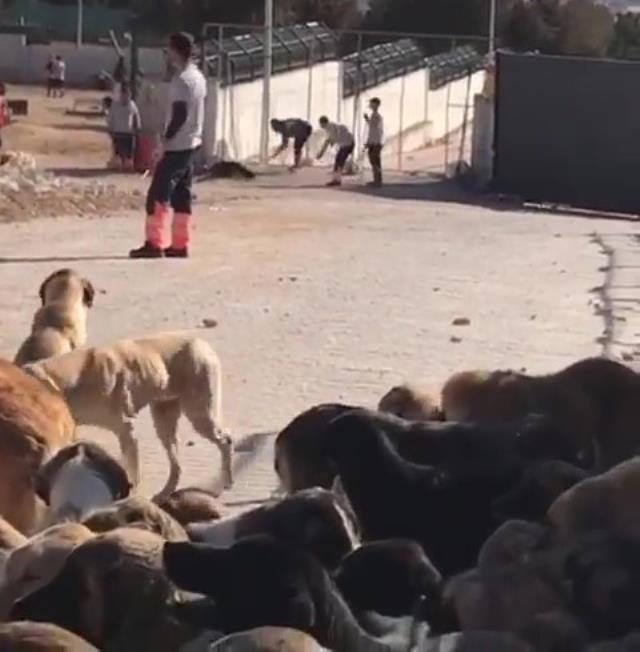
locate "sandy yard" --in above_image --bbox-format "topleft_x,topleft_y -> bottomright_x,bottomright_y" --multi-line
1,87 -> 639,508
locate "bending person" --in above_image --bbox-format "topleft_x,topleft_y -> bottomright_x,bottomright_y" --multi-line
270,118 -> 313,171
316,116 -> 354,187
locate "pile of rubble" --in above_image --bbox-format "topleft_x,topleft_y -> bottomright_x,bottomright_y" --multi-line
0,151 -> 142,220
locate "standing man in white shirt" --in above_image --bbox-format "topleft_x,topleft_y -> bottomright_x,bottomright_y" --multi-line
364,97 -> 384,187
51,55 -> 66,98
317,116 -> 355,187
130,32 -> 207,259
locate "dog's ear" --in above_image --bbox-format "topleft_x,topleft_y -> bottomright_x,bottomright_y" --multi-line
38,269 -> 72,306
38,273 -> 55,306
82,442 -> 132,500
35,444 -> 82,505
82,280 -> 95,308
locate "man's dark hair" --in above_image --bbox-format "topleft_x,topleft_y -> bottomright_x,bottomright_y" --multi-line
370,97 -> 381,106
169,32 -> 194,61
319,115 -> 329,126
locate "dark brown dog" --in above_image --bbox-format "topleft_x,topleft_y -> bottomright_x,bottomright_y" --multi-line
441,357 -> 640,470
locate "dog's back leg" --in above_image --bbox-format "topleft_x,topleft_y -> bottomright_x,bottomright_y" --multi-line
109,418 -> 140,488
150,399 -> 182,501
181,395 -> 233,491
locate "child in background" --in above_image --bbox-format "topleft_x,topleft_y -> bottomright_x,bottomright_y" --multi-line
107,83 -> 141,171
364,97 -> 384,187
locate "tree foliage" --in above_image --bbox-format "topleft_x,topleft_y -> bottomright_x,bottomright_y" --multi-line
502,0 -> 614,55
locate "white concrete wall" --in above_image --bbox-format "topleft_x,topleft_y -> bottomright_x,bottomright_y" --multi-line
0,36 -> 165,86
213,60 -> 341,163
343,67 -> 431,168
110,56 -> 485,170
426,71 -> 485,143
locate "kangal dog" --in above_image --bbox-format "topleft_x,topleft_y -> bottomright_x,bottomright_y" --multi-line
14,269 -> 95,366
23,333 -> 232,499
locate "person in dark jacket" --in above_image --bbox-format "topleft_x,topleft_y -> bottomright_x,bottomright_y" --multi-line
270,118 -> 313,171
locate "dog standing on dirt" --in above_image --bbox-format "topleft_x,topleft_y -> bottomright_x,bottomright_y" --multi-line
14,269 -> 95,366
22,333 -> 232,499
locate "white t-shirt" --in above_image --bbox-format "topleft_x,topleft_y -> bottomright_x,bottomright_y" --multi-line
366,112 -> 384,146
108,99 -> 140,134
165,62 -> 207,152
324,122 -> 354,148
52,60 -> 66,81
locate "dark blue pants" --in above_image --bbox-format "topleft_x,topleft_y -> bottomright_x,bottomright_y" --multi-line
146,149 -> 195,215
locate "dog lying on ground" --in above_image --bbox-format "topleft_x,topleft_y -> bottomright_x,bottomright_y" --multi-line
0,359 -> 76,534
10,528 -> 196,651
441,357 -> 640,470
547,456 -> 640,541
0,522 -> 94,619
0,622 -> 98,651
22,333 -> 232,499
83,496 -> 188,542
14,269 -> 95,366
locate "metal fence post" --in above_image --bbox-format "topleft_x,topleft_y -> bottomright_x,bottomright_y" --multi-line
259,0 -> 274,164
352,32 -> 363,148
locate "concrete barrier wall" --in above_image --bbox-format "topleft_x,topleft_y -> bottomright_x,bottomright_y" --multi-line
343,67 -> 431,167
209,64 -> 482,166
427,71 -> 485,143
0,37 -> 165,86
213,60 -> 341,163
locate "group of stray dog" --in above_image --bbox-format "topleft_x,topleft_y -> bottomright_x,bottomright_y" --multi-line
0,269 -> 640,650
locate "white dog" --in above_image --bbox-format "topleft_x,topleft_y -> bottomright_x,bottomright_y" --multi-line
23,333 -> 232,499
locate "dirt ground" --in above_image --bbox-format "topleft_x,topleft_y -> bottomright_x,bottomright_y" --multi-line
1,87 -> 639,508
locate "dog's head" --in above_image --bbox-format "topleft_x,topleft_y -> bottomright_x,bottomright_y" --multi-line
378,384 -> 443,421
35,442 -> 131,509
39,269 -> 96,309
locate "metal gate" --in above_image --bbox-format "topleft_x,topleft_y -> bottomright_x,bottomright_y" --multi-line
494,51 -> 640,215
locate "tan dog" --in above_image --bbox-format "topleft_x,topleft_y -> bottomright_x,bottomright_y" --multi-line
23,333 -> 232,499
0,622 -> 98,651
378,384 -> 443,421
211,628 -> 328,651
14,269 -> 95,366
0,522 -> 94,619
441,357 -> 640,470
548,456 -> 640,541
0,359 -> 76,534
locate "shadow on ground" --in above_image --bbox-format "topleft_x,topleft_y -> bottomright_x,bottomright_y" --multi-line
207,431 -> 276,499
48,167 -> 115,178
0,255 -> 130,263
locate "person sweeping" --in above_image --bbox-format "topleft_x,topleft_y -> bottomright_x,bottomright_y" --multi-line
269,118 -> 313,171
130,32 -> 206,259
316,116 -> 354,187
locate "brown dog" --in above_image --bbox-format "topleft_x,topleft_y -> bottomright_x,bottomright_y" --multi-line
441,357 -> 640,470
378,384 -> 443,421
547,456 -> 640,541
23,333 -> 232,499
14,269 -> 95,366
0,359 -> 76,533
